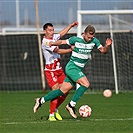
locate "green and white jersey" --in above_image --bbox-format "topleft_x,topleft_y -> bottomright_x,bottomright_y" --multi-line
66,36 -> 102,68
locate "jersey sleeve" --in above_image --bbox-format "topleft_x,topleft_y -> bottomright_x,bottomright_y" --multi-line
66,36 -> 77,46
94,38 -> 102,49
47,46 -> 59,52
42,38 -> 58,52
53,34 -> 60,41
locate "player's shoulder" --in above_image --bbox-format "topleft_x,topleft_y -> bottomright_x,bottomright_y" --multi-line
92,37 -> 100,43
53,34 -> 60,40
69,35 -> 81,40
42,37 -> 50,42
92,37 -> 98,41
67,35 -> 83,45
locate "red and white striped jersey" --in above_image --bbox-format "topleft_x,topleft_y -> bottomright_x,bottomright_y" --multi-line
42,34 -> 62,71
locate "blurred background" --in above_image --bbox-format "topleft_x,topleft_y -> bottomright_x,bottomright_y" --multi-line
1,0 -> 133,32
0,0 -> 133,93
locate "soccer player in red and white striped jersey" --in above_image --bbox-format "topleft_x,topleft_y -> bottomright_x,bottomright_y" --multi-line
41,22 -> 78,121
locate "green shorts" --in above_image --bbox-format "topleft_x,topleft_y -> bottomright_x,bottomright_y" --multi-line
64,61 -> 85,86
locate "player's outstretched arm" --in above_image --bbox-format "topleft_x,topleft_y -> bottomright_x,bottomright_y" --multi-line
99,38 -> 112,54
49,40 -> 67,46
59,21 -> 78,38
55,48 -> 72,54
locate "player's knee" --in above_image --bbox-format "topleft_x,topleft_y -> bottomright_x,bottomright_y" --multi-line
60,82 -> 73,94
83,82 -> 90,88
60,86 -> 72,94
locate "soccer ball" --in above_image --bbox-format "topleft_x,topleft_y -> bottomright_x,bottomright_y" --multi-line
79,105 -> 92,118
103,89 -> 112,98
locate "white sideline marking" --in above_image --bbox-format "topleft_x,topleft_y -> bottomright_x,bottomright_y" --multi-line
2,121 -> 45,125
90,118 -> 133,121
2,118 -> 133,125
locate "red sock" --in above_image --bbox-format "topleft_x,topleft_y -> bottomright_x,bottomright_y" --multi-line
56,94 -> 68,109
50,98 -> 58,114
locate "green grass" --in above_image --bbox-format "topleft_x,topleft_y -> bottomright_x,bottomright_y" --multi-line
0,91 -> 133,133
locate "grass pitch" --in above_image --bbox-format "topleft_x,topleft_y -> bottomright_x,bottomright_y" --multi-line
0,91 -> 133,133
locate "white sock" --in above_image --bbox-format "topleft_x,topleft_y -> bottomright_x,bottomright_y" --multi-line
49,113 -> 54,117
40,97 -> 45,104
70,101 -> 76,107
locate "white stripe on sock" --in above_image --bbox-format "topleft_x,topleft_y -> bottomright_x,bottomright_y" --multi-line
40,97 -> 45,104
70,101 -> 76,107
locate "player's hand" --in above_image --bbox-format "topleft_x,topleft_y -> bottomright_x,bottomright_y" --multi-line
106,38 -> 112,46
71,45 -> 75,50
71,21 -> 78,27
49,41 -> 54,47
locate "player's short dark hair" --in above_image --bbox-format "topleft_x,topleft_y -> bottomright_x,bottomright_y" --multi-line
43,23 -> 53,30
84,25 -> 95,35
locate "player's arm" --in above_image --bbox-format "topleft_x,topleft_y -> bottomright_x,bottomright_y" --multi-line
49,40 -> 67,46
49,36 -> 76,47
99,38 -> 112,54
54,48 -> 72,54
59,21 -> 78,38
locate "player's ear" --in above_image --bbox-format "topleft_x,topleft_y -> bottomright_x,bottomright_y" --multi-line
43,30 -> 46,34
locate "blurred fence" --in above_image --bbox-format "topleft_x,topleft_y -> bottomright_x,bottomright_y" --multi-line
0,32 -> 133,91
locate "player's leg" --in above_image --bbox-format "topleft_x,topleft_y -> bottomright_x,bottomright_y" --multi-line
49,69 -> 69,121
48,83 -> 59,121
33,81 -> 73,114
50,83 -> 67,121
65,64 -> 90,118
66,76 -> 90,118
61,76 -> 78,118
54,70 -> 68,119
69,76 -> 90,106
65,77 -> 90,118
33,89 -> 64,114
45,71 -> 62,121
54,94 -> 68,121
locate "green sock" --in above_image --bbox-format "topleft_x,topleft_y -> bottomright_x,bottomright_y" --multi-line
44,89 -> 64,102
72,85 -> 88,102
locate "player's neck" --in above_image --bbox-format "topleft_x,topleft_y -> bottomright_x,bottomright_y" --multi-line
44,35 -> 52,40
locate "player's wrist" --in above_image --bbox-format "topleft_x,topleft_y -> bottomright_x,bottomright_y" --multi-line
70,48 -> 72,52
70,24 -> 74,27
105,43 -> 110,47
70,22 -> 76,27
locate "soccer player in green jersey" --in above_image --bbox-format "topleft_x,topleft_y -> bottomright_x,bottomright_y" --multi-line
33,25 -> 112,119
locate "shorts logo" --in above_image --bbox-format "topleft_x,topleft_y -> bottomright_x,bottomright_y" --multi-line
51,72 -> 57,82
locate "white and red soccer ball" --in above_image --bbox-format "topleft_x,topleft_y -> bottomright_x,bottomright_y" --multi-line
79,105 -> 92,118
103,89 -> 112,98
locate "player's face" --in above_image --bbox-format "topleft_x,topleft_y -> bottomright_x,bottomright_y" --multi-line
84,32 -> 94,42
44,26 -> 54,39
